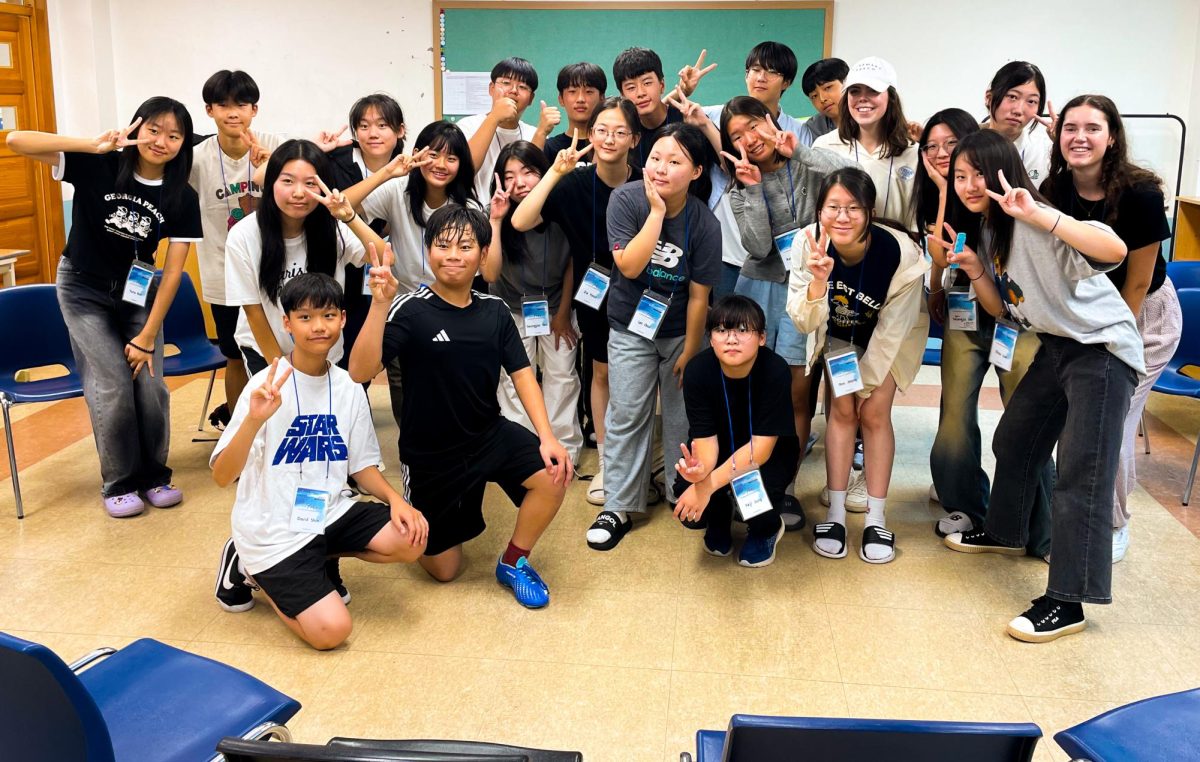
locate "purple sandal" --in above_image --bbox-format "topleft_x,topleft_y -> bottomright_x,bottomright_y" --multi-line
104,493 -> 145,518
144,485 -> 183,509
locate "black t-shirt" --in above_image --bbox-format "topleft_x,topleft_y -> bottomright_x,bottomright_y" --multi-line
541,164 -> 643,288
683,347 -> 799,467
631,105 -> 684,170
59,152 -> 202,280
543,132 -> 594,167
1043,180 -> 1170,294
606,180 -> 722,338
381,288 -> 530,463
826,224 -> 902,348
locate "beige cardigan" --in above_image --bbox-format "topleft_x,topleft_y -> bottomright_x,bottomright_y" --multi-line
786,222 -> 930,397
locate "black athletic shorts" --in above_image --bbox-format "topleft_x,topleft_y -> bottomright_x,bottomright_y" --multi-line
251,500 -> 391,619
210,303 -> 243,360
405,419 -> 547,556
576,304 -> 610,364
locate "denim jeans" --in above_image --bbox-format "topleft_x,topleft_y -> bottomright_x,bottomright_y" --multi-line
986,334 -> 1137,604
56,257 -> 171,497
930,315 -> 1053,555
714,263 -> 742,300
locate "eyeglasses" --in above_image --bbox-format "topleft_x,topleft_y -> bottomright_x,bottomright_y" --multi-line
712,326 -> 757,340
921,139 -> 958,156
821,204 -> 867,218
746,65 -> 783,80
494,78 -> 532,94
591,126 -> 632,141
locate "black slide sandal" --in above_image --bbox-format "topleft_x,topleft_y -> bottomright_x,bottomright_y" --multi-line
812,521 -> 847,559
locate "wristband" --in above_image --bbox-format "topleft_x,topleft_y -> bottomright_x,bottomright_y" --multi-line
969,271 -> 985,281
341,211 -> 357,225
1049,213 -> 1062,234
127,341 -> 153,354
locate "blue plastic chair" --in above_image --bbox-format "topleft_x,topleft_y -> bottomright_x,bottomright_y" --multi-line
161,271 -> 227,431
0,284 -> 84,519
0,631 -> 300,762
683,714 -> 1041,761
1055,688 -> 1200,762
1149,288 -> 1200,504
1167,260 -> 1200,291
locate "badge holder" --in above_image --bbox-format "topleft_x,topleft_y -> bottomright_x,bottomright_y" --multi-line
575,263 -> 611,310
522,296 -> 551,337
290,481 -> 331,535
731,466 -> 773,520
773,228 -> 800,273
361,263 -> 374,296
825,341 -> 865,398
121,261 -> 156,307
990,319 -> 1019,371
628,289 -> 669,340
946,287 -> 978,331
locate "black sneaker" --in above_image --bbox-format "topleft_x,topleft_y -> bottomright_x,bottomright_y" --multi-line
944,529 -> 1025,555
1007,596 -> 1086,643
780,495 -> 807,532
326,558 -> 351,605
215,538 -> 255,612
208,402 -> 232,431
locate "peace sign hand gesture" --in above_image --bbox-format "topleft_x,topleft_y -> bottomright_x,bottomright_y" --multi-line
365,242 -> 399,305
315,124 -> 353,153
675,49 -> 718,98
986,169 -> 1038,222
489,173 -> 511,221
754,121 -> 797,159
927,222 -> 985,280
805,226 -> 835,283
248,358 -> 294,423
243,129 -> 271,168
719,143 -> 762,186
94,117 -> 152,153
304,176 -> 355,222
382,147 -> 432,180
551,129 -> 594,174
1034,100 -> 1059,137
664,91 -> 709,130
675,441 -> 707,483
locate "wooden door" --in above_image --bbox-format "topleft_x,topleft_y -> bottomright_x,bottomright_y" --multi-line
0,1 -> 63,284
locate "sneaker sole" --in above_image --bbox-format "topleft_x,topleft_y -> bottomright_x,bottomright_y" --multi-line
846,502 -> 868,514
214,538 -> 255,613
739,524 -> 785,568
704,545 -> 732,558
944,537 -> 1025,555
1006,619 -> 1086,643
585,489 -> 606,506
859,545 -> 896,564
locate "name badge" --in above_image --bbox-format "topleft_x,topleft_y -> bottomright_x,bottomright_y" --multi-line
522,297 -> 551,337
361,264 -> 374,295
947,288 -> 977,331
990,319 -> 1019,371
290,484 -> 330,535
773,229 -> 799,272
628,289 -> 669,340
731,468 -> 772,520
121,261 -> 156,307
575,264 -> 610,310
827,348 -> 864,397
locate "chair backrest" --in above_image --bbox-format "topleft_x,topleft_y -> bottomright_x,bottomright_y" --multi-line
1172,288 -> 1200,366
0,631 -> 114,762
1054,688 -> 1200,762
720,714 -> 1040,761
0,285 -> 78,377
1167,260 -> 1200,292
162,271 -> 208,346
329,738 -> 581,762
218,737 -> 526,761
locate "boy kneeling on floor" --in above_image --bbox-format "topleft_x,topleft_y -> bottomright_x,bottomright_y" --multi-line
212,272 -> 428,650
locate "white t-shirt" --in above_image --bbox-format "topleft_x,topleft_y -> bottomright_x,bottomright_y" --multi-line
224,213 -> 366,362
1014,122 -> 1053,186
212,361 -> 383,574
455,112 -> 538,203
360,175 -> 440,294
812,133 -> 920,231
188,133 -> 285,304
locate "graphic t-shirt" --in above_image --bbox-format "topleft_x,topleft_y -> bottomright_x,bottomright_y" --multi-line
825,225 -> 903,349
455,112 -> 538,203
188,133 -> 284,304
224,213 -> 366,361
605,181 -> 722,338
213,362 -> 382,574
540,164 -> 642,289
381,288 -> 530,464
55,152 -> 202,281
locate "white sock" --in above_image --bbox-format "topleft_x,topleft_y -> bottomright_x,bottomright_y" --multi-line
596,442 -> 605,469
586,509 -> 628,544
612,510 -> 629,523
816,490 -> 847,555
863,495 -> 892,561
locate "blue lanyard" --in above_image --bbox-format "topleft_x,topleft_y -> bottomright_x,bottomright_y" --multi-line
289,355 -> 333,481
719,369 -> 754,470
648,202 -> 689,296
852,142 -> 894,218
761,159 -> 797,230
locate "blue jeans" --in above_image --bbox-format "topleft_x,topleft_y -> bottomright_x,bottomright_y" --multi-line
930,316 -> 1053,555
56,257 -> 171,497
733,275 -> 807,366
714,263 -> 741,300
986,334 -> 1137,604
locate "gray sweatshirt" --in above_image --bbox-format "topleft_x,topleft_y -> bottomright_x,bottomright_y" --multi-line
730,144 -> 855,283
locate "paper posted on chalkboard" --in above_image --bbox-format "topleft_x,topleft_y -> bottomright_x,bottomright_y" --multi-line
442,71 -> 493,115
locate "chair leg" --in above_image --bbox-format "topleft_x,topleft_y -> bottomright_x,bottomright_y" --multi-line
1141,412 -> 1151,455
1184,435 -> 1200,506
198,369 -> 216,432
2,395 -> 24,519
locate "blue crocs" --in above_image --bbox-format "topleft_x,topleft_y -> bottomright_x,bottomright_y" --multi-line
738,521 -> 785,568
495,556 -> 550,608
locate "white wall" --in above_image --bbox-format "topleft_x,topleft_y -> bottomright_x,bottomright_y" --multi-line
46,0 -> 1200,194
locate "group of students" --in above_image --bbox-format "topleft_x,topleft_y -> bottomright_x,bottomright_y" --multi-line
10,39 -> 1176,649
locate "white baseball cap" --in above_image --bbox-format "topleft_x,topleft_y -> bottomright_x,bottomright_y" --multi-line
844,57 -> 898,93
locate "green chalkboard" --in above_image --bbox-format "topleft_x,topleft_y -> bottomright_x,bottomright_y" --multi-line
435,2 -> 832,122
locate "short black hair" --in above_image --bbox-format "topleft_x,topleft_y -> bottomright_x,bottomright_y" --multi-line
349,93 -> 406,153
706,295 -> 766,335
556,62 -> 607,94
201,70 -> 260,106
280,272 -> 344,314
613,47 -> 664,87
423,205 -> 493,250
491,57 -> 539,92
801,58 -> 848,95
745,42 -> 798,85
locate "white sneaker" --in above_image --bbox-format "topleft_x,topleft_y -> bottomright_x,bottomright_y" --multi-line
935,511 -> 974,538
929,484 -> 940,503
845,472 -> 868,513
1112,524 -> 1130,564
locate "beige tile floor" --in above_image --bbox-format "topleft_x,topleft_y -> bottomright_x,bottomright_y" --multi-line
2,366 -> 1199,761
